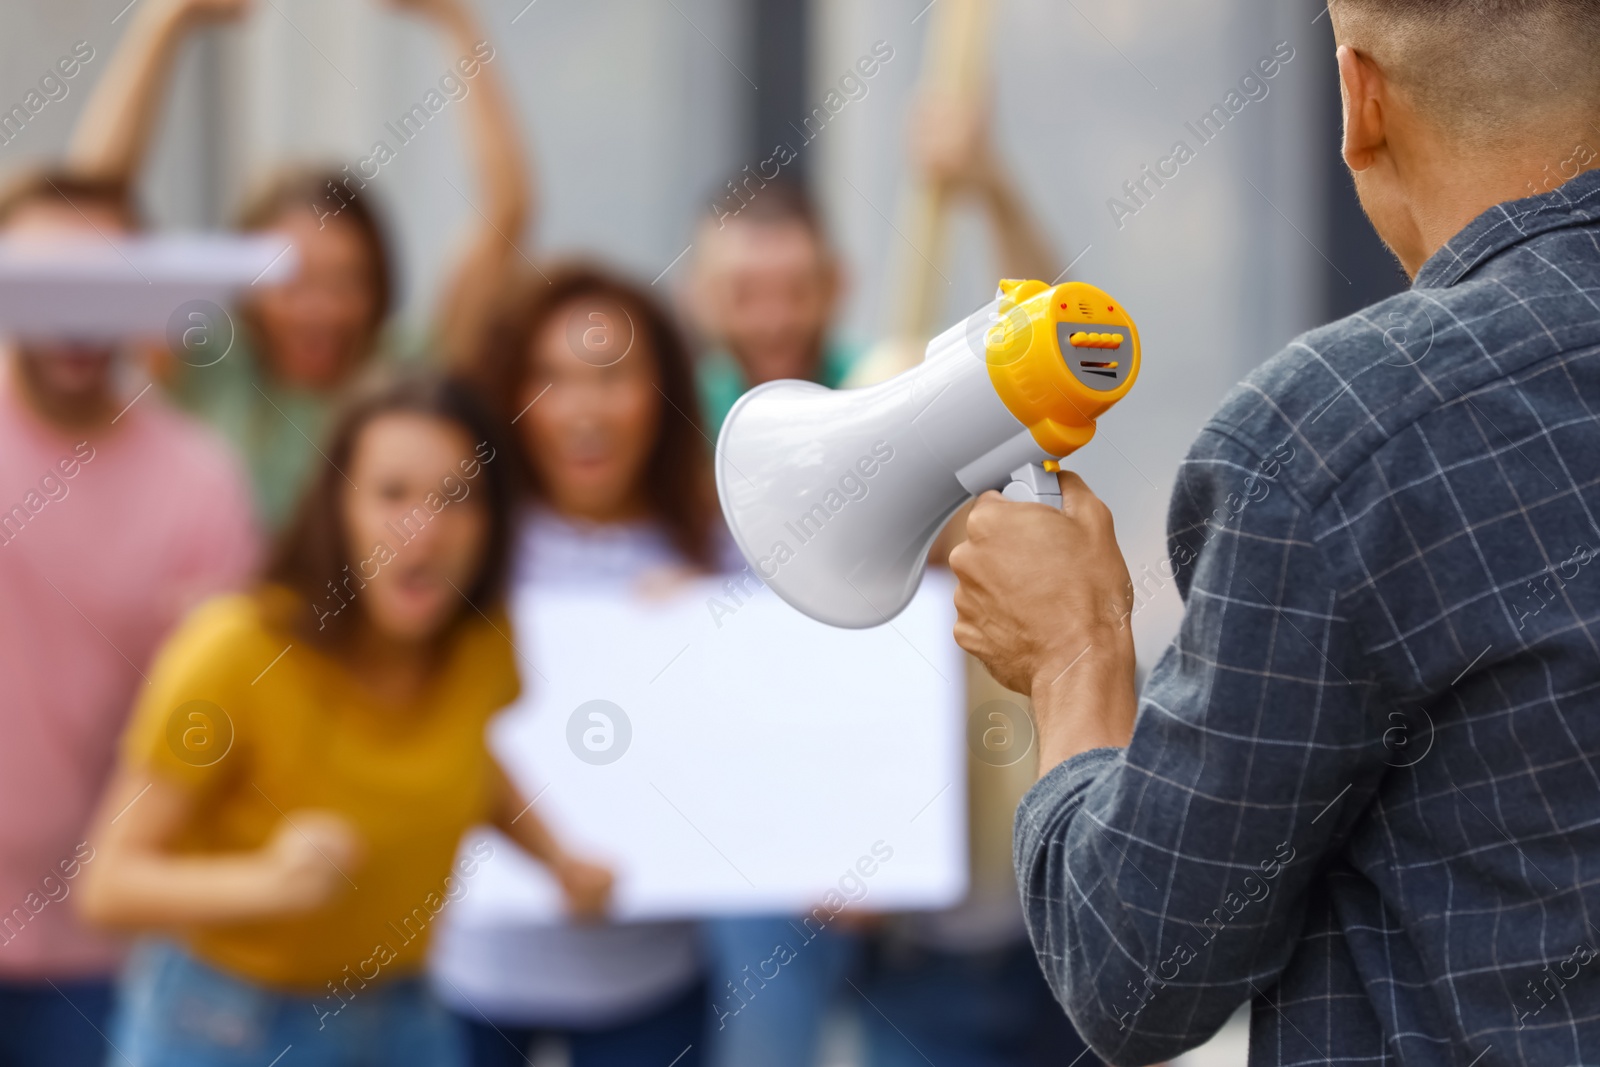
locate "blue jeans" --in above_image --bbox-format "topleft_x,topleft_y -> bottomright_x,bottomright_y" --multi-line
856,941 -> 1099,1067
701,916 -> 861,1067
0,975 -> 114,1067
109,940 -> 464,1067
455,981 -> 705,1067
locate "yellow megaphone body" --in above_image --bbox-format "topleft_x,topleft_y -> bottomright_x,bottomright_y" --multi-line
716,279 -> 1141,628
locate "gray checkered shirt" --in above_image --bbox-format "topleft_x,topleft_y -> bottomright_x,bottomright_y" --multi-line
1016,166 -> 1600,1066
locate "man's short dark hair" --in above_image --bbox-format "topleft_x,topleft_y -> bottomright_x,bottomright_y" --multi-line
0,168 -> 138,229
726,178 -> 820,227
236,164 -> 395,332
1332,0 -> 1600,145
706,177 -> 831,249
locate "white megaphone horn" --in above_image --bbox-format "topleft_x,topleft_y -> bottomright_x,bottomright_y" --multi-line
716,278 -> 1142,628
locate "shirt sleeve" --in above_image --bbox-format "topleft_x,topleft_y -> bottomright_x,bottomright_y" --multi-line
483,607 -> 523,712
1013,426 -> 1390,1064
120,596 -> 259,797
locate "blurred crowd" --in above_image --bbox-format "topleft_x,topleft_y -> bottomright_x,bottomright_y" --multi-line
0,1 -> 1100,1065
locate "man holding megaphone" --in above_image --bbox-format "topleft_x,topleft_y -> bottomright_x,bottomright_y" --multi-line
721,2 -> 1600,1064
942,4 -> 1600,1065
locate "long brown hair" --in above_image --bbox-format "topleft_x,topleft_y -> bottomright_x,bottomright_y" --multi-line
264,368 -> 517,648
473,262 -> 718,569
236,165 -> 395,341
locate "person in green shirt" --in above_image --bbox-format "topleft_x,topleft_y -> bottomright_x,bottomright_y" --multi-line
67,0 -> 534,530
685,96 -> 1060,442
686,180 -> 858,440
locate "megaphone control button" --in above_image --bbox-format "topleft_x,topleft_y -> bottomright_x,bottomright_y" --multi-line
1068,331 -> 1126,349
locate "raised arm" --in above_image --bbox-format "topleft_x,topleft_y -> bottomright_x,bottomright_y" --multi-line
389,0 -> 534,367
68,0 -> 250,184
910,93 -> 1060,283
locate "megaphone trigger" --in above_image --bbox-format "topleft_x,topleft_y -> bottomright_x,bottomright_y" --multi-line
1001,462 -> 1063,507
716,278 -> 1140,628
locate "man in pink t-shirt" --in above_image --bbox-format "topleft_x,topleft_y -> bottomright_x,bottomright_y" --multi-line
0,172 -> 258,1067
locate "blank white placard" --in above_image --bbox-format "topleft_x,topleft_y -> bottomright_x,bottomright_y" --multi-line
454,572 -> 968,922
0,235 -> 297,340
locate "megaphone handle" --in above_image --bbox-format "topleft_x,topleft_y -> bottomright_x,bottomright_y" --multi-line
1001,463 -> 1063,507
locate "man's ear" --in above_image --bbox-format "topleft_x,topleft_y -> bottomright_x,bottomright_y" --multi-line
1337,45 -> 1386,172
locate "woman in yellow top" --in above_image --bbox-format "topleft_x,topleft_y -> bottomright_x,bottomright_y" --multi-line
78,370 -> 612,1067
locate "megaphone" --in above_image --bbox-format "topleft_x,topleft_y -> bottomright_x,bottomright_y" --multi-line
716,278 -> 1141,628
